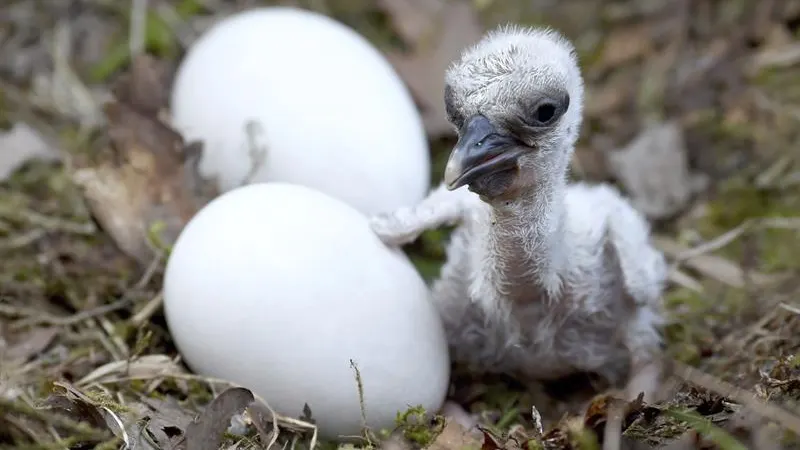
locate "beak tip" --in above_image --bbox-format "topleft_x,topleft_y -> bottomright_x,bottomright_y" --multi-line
443,161 -> 461,190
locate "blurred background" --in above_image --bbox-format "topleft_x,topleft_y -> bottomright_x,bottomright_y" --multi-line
1,0 -> 800,449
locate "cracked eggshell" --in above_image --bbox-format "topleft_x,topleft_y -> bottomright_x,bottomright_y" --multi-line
169,7 -> 430,216
163,182 -> 449,440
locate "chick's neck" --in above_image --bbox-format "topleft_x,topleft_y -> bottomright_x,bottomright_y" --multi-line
484,167 -> 569,303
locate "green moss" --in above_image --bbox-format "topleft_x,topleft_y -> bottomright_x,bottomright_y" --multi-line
79,389 -> 132,414
697,177 -> 800,272
663,288 -> 717,364
394,405 -> 445,447
5,437 -> 85,450
88,0 -> 205,82
526,439 -> 545,450
185,379 -> 214,404
665,408 -> 748,450
567,423 -> 600,450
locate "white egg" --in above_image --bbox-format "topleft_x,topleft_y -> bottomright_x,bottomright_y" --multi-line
170,7 -> 430,216
163,182 -> 449,439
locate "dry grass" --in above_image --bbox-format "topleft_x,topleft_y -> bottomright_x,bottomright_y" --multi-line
2,0 -> 800,449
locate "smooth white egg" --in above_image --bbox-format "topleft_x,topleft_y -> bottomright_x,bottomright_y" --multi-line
170,7 -> 430,216
163,182 -> 449,439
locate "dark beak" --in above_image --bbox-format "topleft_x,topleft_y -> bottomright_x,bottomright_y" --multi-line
443,115 -> 523,190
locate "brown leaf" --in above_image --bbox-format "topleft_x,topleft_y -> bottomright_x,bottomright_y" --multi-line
185,387 -> 255,450
42,382 -> 108,430
111,53 -> 172,116
40,382 -> 131,443
540,426 -> 570,449
69,57 -> 219,266
582,393 -> 656,443
128,419 -> 174,450
138,395 -> 197,431
606,121 -> 705,220
123,396 -> 196,449
478,426 -> 503,450
384,1 -> 483,137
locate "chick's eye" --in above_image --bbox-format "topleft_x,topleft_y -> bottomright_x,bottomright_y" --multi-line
533,103 -> 556,124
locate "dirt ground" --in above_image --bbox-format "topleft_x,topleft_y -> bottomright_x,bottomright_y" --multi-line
1,0 -> 800,449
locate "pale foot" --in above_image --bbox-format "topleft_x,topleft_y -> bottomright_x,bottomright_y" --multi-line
439,400 -> 481,434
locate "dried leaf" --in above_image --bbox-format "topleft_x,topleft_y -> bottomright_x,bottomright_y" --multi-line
69,57 -> 218,265
607,121 -> 707,220
583,393 -> 657,442
478,426 -> 503,450
247,399 -> 317,435
42,382 -> 108,430
120,397 -> 195,449
111,53 -> 172,116
0,122 -> 61,181
384,1 -> 483,137
40,381 -> 131,444
76,354 -> 184,386
185,387 -> 255,450
138,395 -> 197,431
124,419 -> 165,450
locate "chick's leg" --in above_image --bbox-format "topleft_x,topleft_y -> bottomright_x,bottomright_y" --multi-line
600,186 -> 668,402
623,304 -> 665,403
440,401 -> 480,432
369,183 -> 477,246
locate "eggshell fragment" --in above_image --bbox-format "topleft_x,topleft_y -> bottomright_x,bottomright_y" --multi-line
163,182 -> 449,439
170,7 -> 431,215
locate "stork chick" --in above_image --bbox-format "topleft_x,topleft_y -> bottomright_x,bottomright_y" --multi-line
371,26 -> 667,402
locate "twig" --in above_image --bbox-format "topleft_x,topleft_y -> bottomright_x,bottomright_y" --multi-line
2,297 -> 132,331
751,42 -> 800,72
0,204 -> 96,235
602,401 -> 623,450
0,229 -> 47,251
98,316 -> 130,358
130,291 -> 163,327
674,222 -> 752,263
129,0 -> 149,57
668,267 -> 704,293
350,359 -> 372,446
133,253 -> 163,290
84,319 -> 126,361
675,217 -> 800,264
0,396 -> 110,441
654,234 -> 778,288
672,360 -> 800,435
152,0 -> 199,48
778,303 -> 800,315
